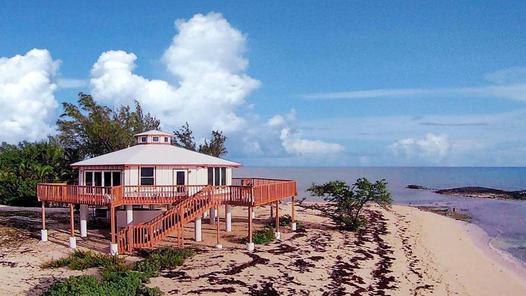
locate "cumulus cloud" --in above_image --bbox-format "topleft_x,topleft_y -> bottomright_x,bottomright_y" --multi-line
390,133 -> 450,161
90,12 -> 260,136
280,127 -> 344,155
0,49 -> 59,143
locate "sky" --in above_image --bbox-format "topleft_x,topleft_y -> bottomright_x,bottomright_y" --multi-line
1,1 -> 526,166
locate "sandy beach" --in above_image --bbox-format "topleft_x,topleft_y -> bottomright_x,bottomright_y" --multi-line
1,203 -> 525,295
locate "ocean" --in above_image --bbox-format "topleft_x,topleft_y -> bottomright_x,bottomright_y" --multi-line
235,167 -> 526,265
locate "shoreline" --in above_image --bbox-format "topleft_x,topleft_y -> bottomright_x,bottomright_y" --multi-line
391,204 -> 526,295
460,216 -> 526,283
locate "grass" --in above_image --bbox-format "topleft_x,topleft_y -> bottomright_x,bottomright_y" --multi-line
42,248 -> 195,296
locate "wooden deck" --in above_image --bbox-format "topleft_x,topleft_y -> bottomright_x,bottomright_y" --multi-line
37,178 -> 296,254
37,178 -> 296,207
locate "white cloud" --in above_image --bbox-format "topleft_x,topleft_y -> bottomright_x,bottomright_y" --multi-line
390,133 -> 450,161
0,49 -> 59,143
302,84 -> 526,101
280,127 -> 344,155
90,12 -> 260,136
484,67 -> 526,84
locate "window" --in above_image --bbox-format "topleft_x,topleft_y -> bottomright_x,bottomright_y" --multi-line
208,168 -> 214,185
85,172 -> 93,186
220,168 -> 226,185
207,167 -> 227,185
104,172 -> 112,187
214,167 -> 220,185
94,172 -> 102,186
164,137 -> 169,142
153,136 -> 159,142
141,136 -> 147,143
140,167 -> 155,185
112,172 -> 121,186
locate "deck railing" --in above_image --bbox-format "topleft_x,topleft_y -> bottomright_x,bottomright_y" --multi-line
117,185 -> 219,253
37,178 -> 296,207
37,183 -> 113,206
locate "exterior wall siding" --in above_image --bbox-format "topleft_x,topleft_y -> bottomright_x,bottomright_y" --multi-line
77,165 -> 233,186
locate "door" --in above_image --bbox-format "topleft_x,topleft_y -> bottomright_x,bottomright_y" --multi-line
173,170 -> 187,194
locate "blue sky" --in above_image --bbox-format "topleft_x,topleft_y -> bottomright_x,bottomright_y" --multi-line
1,1 -> 526,166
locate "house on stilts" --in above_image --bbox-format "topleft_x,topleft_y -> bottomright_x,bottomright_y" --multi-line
36,130 -> 297,255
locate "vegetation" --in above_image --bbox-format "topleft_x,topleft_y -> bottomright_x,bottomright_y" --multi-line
42,250 -> 126,270
134,247 -> 194,277
43,248 -> 194,296
173,122 -> 228,157
252,227 -> 276,244
308,178 -> 392,231
265,214 -> 303,229
57,93 -> 161,164
0,140 -> 73,206
0,93 -> 230,206
43,272 -> 162,296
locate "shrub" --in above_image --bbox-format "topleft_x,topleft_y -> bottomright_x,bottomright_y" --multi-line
43,247 -> 195,295
134,247 -> 194,277
43,275 -> 99,296
252,227 -> 275,244
308,178 -> 392,231
42,250 -> 126,271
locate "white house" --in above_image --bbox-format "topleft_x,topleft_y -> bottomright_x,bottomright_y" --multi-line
37,130 -> 297,255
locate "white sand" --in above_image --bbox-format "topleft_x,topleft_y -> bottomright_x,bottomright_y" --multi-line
1,203 -> 525,295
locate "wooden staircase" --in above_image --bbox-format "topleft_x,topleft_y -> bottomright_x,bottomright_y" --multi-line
117,186 -> 219,254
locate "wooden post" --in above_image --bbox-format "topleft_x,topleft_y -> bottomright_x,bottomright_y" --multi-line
215,206 -> 221,248
110,205 -> 115,244
41,201 -> 46,230
248,206 -> 253,244
275,201 -> 279,234
291,196 -> 295,222
69,204 -> 75,237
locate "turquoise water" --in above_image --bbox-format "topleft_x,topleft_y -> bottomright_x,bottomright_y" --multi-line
236,167 -> 526,264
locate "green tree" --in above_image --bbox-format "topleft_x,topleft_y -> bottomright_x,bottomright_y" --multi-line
173,122 -> 196,151
308,178 -> 392,230
0,140 -> 72,206
198,130 -> 227,157
57,93 -> 160,162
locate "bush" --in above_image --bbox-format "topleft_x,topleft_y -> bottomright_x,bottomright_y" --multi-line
308,178 -> 392,231
44,271 -> 154,296
134,247 -> 194,277
43,275 -> 100,296
42,250 -> 126,271
43,247 -> 195,295
252,227 -> 275,244
0,140 -> 74,206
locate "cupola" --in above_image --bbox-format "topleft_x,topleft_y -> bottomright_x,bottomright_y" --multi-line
134,130 -> 173,145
